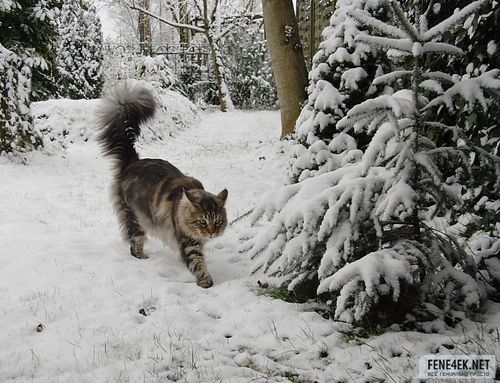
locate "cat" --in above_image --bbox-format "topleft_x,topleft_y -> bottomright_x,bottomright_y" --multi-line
97,81 -> 228,288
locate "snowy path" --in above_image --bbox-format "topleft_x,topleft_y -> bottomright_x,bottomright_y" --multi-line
0,111 -> 332,383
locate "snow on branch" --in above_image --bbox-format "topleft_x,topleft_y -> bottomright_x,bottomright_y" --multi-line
425,70 -> 500,110
372,70 -> 412,85
337,90 -> 415,131
423,72 -> 454,84
422,0 -> 488,41
355,35 -> 413,53
247,163 -> 387,279
347,8 -> 407,39
317,241 -> 420,322
419,79 -> 444,94
421,42 -> 463,56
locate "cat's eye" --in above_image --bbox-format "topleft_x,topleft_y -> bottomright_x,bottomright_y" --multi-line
214,219 -> 223,226
198,219 -> 207,226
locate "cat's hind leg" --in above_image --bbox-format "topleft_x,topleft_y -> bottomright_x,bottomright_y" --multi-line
114,191 -> 147,259
128,225 -> 146,259
125,208 -> 147,259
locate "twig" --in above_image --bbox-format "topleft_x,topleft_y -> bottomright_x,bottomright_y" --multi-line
229,208 -> 254,225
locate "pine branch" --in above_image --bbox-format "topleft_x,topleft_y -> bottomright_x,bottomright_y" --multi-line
388,0 -> 420,41
338,92 -> 415,130
419,0 -> 435,33
425,70 -> 500,110
348,9 -> 407,39
355,35 -> 413,53
422,0 -> 488,41
372,70 -> 412,85
229,208 -> 254,225
422,121 -> 499,168
421,42 -> 463,55
422,72 -> 454,84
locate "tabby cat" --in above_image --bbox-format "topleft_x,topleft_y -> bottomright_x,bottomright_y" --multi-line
97,81 -> 228,288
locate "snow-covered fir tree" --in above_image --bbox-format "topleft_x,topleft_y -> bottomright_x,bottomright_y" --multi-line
55,0 -> 104,99
289,0 -> 394,182
244,0 -> 500,326
1,0 -> 59,101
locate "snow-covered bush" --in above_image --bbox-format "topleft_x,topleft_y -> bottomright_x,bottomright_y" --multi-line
245,0 -> 500,326
223,20 -> 278,109
55,0 -> 104,99
31,81 -> 198,152
134,55 -> 178,90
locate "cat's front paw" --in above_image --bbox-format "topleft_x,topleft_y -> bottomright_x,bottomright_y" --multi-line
130,246 -> 148,259
196,274 -> 213,288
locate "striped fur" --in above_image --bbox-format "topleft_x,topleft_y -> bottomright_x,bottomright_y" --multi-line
97,81 -> 228,288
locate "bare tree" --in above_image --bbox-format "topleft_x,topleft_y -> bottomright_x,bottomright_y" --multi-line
261,0 -> 308,136
128,0 -> 258,111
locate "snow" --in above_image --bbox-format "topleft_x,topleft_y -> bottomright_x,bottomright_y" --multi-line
487,40 -> 497,55
340,67 -> 368,90
1,100 -> 500,381
313,80 -> 345,111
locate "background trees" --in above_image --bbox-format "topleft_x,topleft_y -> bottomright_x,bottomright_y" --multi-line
128,0 -> 253,111
0,0 -> 104,154
56,0 -> 104,99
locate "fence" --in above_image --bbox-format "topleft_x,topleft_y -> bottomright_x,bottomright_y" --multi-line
104,43 -> 212,80
296,0 -> 336,69
154,44 -> 211,78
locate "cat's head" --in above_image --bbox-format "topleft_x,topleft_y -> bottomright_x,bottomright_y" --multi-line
180,188 -> 228,239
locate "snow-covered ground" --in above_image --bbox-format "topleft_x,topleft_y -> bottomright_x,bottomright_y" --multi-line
1,105 -> 499,382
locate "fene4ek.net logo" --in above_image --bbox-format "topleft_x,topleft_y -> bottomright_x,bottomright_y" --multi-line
418,355 -> 496,380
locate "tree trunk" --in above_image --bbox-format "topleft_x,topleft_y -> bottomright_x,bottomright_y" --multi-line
138,0 -> 152,55
203,0 -> 233,112
205,32 -> 234,112
178,1 -> 190,45
262,0 -> 308,137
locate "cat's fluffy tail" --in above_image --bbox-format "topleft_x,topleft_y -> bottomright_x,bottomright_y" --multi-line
97,81 -> 156,168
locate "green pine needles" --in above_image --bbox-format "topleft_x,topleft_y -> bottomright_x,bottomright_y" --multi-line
245,0 -> 500,327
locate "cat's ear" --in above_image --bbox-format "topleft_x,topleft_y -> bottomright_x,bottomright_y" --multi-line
217,188 -> 228,204
184,189 -> 199,206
